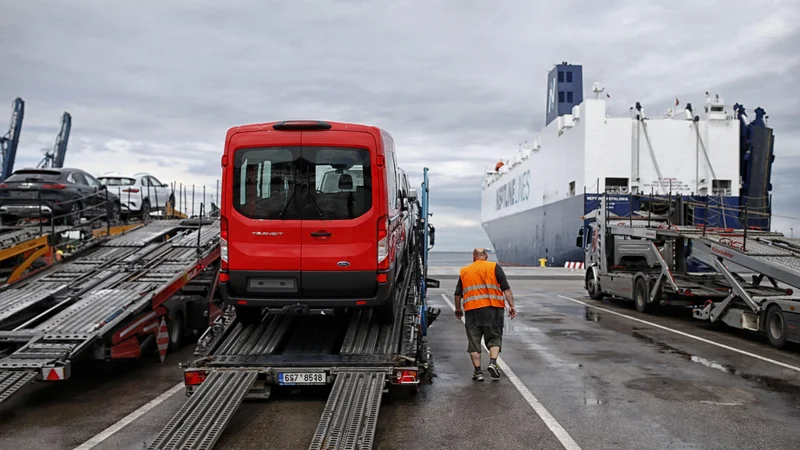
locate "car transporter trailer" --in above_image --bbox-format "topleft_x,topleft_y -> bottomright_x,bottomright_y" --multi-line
0,217 -> 222,405
583,194 -> 800,348
147,168 -> 440,450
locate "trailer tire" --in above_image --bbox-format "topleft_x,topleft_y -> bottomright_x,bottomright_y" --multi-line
634,277 -> 651,313
766,305 -> 787,349
168,313 -> 185,350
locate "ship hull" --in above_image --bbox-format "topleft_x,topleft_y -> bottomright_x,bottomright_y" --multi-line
483,194 -> 586,267
483,193 -> 745,267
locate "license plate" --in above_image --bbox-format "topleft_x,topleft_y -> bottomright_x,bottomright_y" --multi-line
10,191 -> 36,199
278,372 -> 326,385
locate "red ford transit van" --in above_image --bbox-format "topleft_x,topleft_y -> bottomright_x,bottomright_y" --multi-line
219,120 -> 406,324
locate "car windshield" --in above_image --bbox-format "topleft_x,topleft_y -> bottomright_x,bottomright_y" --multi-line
232,146 -> 372,220
5,170 -> 62,182
99,177 -> 136,186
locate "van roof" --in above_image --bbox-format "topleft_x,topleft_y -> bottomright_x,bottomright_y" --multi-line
226,120 -> 386,139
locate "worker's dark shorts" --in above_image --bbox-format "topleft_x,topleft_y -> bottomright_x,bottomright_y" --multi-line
465,325 -> 502,353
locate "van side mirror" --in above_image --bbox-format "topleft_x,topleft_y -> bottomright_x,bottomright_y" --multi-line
576,236 -> 583,248
408,188 -> 418,201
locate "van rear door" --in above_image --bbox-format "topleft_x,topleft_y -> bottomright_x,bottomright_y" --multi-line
300,131 -> 378,298
227,132 -> 303,295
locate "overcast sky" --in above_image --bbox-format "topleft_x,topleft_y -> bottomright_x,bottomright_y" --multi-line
1,0 -> 799,250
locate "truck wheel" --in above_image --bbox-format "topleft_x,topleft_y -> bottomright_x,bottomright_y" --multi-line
586,270 -> 604,300
766,305 -> 787,349
373,290 -> 396,325
235,305 -> 263,326
634,278 -> 651,313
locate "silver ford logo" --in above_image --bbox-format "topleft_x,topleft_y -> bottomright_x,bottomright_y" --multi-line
337,261 -> 350,267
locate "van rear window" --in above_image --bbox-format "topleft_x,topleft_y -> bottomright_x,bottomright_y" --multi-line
307,147 -> 372,220
232,146 -> 372,220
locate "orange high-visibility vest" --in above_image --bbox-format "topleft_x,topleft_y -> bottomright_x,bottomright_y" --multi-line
459,260 -> 506,311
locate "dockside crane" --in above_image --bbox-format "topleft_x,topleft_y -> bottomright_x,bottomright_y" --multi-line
0,98 -> 24,182
38,112 -> 71,168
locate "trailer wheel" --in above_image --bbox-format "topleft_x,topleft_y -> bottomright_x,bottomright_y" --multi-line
634,278 -> 650,313
168,313 -> 185,350
766,305 -> 787,349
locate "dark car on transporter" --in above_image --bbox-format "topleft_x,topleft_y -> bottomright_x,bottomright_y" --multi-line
0,167 -> 122,226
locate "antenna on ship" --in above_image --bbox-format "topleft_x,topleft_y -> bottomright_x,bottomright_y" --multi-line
592,82 -> 605,99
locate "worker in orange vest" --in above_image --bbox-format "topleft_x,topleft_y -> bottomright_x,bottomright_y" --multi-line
454,247 -> 516,381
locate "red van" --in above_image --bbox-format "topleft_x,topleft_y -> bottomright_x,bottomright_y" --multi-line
218,120 -> 407,325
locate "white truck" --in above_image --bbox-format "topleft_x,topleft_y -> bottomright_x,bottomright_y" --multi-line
579,195 -> 800,349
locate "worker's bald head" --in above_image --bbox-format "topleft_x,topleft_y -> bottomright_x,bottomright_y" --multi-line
472,247 -> 488,261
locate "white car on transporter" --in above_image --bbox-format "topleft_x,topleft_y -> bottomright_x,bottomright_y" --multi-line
97,172 -> 173,217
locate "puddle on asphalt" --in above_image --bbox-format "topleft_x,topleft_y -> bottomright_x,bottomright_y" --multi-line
630,331 -> 800,396
584,307 -> 600,322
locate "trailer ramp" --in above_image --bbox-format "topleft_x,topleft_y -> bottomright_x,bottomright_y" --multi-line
309,370 -> 385,450
147,370 -> 258,450
0,370 -> 36,404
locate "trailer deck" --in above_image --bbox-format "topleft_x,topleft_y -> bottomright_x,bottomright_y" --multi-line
0,219 -> 220,405
148,261 -> 430,450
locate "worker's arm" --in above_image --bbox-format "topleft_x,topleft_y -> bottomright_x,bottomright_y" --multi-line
453,277 -> 464,320
495,264 -> 516,319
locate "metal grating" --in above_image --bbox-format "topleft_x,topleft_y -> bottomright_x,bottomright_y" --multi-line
36,288 -> 143,337
0,282 -> 68,323
0,370 -> 37,405
308,371 -> 385,450
147,370 -> 258,450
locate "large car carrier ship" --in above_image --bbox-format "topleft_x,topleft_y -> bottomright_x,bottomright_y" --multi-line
481,61 -> 777,267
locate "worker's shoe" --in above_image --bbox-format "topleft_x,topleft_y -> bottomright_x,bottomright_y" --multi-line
487,362 -> 501,379
472,370 -> 484,382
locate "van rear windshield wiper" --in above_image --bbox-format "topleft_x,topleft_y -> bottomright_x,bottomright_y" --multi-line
305,190 -> 324,217
279,187 -> 297,218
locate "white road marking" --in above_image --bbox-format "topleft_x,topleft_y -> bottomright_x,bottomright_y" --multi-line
557,295 -> 800,374
439,293 -> 582,450
73,382 -> 185,450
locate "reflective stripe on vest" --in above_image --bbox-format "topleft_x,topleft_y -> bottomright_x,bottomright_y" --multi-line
459,260 -> 505,311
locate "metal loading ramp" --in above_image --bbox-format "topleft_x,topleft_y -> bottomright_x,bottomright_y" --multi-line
147,370 -> 258,450
0,219 -> 220,405
309,371 -> 385,450
0,370 -> 36,403
697,233 -> 800,288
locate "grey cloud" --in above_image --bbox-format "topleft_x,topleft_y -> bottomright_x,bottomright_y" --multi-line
2,1 -> 799,250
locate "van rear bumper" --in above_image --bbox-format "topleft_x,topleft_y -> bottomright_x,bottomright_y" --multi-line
220,269 -> 395,308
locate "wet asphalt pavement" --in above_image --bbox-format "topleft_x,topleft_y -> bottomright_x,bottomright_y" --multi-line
2,278 -> 800,449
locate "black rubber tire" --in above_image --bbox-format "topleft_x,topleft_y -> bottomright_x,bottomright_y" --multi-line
372,289 -> 396,325
66,200 -> 81,226
235,305 -> 263,325
168,313 -> 185,350
140,199 -> 151,219
765,305 -> 787,349
586,270 -> 604,300
108,202 -> 121,225
634,277 -> 650,313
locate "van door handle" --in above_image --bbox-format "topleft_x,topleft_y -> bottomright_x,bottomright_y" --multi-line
310,231 -> 331,237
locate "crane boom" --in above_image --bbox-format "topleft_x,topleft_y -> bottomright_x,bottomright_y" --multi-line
0,98 -> 25,182
53,112 -> 71,168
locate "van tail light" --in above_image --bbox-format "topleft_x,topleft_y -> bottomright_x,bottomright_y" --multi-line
220,216 -> 229,267
377,215 -> 389,268
122,188 -> 140,193
0,183 -> 7,189
43,184 -> 66,189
